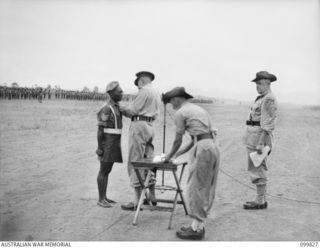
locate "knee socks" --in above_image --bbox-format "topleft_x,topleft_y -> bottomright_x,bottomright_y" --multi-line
256,184 -> 266,204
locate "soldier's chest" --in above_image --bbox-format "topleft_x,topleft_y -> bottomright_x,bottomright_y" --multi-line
251,99 -> 263,115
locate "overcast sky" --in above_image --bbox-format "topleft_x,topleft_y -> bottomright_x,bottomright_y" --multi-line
0,0 -> 319,105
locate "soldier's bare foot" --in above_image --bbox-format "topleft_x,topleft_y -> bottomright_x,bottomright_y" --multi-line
104,197 -> 116,204
97,200 -> 112,208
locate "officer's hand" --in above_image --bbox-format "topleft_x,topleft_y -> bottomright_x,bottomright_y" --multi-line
96,148 -> 104,156
118,102 -> 125,112
256,144 -> 264,155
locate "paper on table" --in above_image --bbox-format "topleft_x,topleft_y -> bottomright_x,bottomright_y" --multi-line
249,146 -> 270,168
152,153 -> 165,162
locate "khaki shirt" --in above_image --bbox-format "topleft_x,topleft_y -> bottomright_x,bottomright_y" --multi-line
248,91 -> 277,133
244,90 -> 277,149
122,83 -> 161,119
174,102 -> 214,136
97,98 -> 122,129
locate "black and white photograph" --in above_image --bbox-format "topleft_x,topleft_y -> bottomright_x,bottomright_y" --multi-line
0,0 -> 319,245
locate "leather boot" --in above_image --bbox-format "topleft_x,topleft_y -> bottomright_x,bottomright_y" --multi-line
121,187 -> 143,211
243,184 -> 267,210
176,226 -> 205,240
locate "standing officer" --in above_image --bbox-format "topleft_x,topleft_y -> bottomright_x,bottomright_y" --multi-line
243,71 -> 278,210
163,87 -> 220,240
96,81 -> 123,208
120,71 -> 161,211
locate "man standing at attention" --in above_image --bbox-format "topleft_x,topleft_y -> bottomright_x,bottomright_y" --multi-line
243,71 -> 278,210
96,81 -> 123,208
120,71 -> 161,211
163,87 -> 220,240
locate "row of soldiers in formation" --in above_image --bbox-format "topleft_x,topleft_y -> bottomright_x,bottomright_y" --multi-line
0,85 -> 135,101
0,85 -> 214,103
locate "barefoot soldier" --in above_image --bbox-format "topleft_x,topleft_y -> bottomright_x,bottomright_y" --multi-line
163,87 -> 220,240
96,81 -> 123,208
243,71 -> 278,210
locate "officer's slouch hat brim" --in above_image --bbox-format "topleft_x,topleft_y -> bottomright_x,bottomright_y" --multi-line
162,87 -> 194,104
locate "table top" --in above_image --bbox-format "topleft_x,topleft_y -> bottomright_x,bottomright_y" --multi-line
131,158 -> 187,170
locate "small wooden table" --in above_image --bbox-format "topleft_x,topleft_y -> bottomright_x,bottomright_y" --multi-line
131,158 -> 188,229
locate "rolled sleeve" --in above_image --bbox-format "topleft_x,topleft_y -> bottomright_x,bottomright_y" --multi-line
174,111 -> 186,135
261,97 -> 277,133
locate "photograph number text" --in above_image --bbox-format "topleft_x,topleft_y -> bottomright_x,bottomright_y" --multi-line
300,242 -> 318,247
